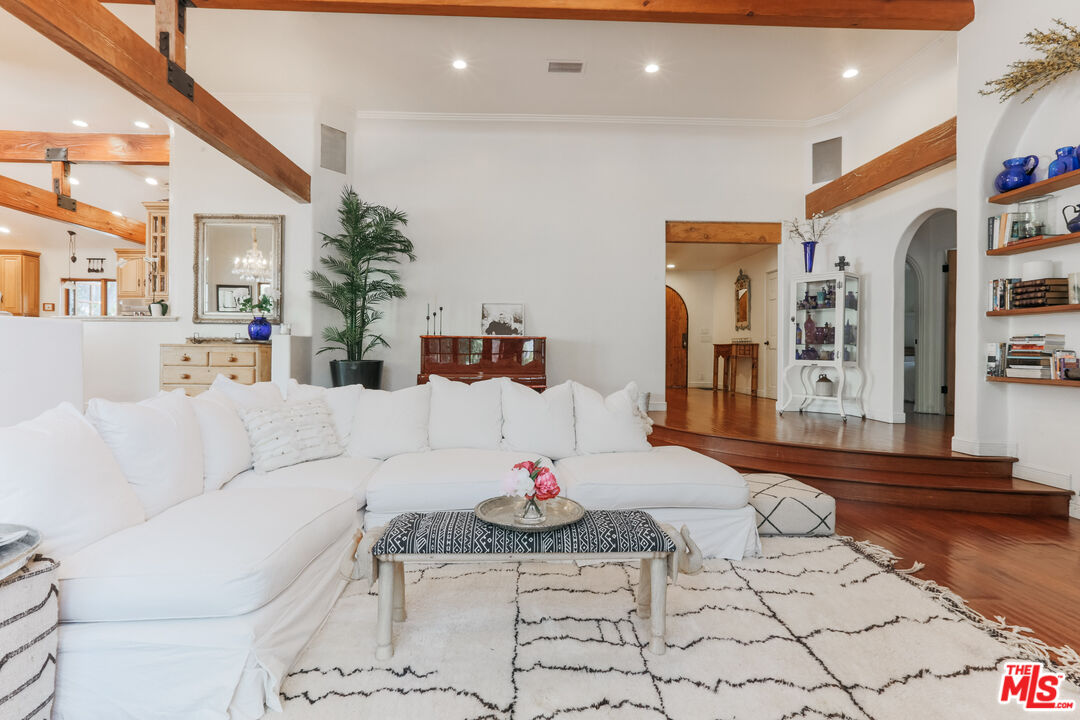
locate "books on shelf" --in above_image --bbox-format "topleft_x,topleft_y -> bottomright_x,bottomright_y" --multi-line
989,334 -> 1075,380
988,278 -> 1070,310
1071,273 -> 1080,305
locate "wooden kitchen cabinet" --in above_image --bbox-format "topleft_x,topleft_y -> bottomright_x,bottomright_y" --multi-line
0,250 -> 40,316
115,248 -> 147,299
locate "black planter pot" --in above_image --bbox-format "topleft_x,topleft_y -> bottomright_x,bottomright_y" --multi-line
330,359 -> 383,388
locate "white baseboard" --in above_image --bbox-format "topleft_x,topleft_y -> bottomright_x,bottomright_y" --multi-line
688,381 -> 712,389
1012,464 -> 1072,491
951,437 -> 1017,457
648,401 -> 668,412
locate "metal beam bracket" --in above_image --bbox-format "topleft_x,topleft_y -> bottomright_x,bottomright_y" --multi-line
44,147 -> 68,161
57,194 -> 77,212
167,60 -> 195,100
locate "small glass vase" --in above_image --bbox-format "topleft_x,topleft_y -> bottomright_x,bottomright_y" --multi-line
802,240 -> 818,273
248,316 -> 272,342
517,495 -> 546,525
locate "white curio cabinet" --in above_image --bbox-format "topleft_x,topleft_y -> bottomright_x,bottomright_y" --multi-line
780,271 -> 865,421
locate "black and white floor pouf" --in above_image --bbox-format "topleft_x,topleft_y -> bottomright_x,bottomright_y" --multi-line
745,473 -> 836,536
0,556 -> 59,720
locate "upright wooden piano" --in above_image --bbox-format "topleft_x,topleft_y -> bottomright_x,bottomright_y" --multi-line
417,335 -> 546,389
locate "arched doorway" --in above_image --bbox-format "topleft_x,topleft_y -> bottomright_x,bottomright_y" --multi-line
665,286 -> 688,389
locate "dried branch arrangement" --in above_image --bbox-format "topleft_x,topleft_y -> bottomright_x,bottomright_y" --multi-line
787,212 -> 838,245
981,19 -> 1080,103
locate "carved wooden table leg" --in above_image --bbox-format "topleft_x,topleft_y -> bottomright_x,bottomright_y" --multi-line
751,355 -> 759,397
393,561 -> 406,622
712,349 -> 720,392
648,557 -> 667,655
636,558 -> 652,619
376,559 -> 395,660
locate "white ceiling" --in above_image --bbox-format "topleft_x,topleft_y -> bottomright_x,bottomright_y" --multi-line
665,242 -> 774,272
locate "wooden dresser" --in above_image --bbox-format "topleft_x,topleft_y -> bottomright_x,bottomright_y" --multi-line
417,335 -> 546,389
160,342 -> 271,396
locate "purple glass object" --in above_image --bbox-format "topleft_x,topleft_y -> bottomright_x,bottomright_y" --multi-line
994,155 -> 1039,193
248,316 -> 272,341
802,240 -> 818,273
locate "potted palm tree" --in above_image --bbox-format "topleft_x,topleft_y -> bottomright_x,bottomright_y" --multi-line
310,187 -> 416,388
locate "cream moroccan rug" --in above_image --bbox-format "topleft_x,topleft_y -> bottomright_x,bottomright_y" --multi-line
277,537 -> 1080,719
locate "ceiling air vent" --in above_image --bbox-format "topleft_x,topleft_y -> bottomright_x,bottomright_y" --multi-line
547,61 -> 584,74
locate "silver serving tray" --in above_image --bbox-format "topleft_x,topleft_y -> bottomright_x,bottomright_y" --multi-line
474,496 -> 585,533
0,524 -> 41,581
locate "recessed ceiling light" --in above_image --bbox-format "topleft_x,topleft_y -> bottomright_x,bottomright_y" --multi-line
69,178 -> 80,186
645,63 -> 660,74
452,59 -> 467,70
842,68 -> 860,79
71,119 -> 88,128
145,177 -> 159,186
666,263 -> 675,269
133,120 -> 150,129
112,210 -> 123,217
0,226 -> 10,234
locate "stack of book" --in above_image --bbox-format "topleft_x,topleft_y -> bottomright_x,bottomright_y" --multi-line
988,277 -> 1021,311
987,213 -> 1022,250
1006,334 -> 1066,379
1012,278 -> 1070,308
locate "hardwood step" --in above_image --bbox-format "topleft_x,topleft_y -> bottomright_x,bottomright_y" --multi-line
800,477 -> 1071,516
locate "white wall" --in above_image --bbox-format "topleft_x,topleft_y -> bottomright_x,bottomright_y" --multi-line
352,117 -> 804,400
0,317 -> 82,425
956,0 -> 1080,516
714,247 -> 779,396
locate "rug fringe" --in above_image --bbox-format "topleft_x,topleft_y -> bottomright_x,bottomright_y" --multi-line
839,536 -> 1080,681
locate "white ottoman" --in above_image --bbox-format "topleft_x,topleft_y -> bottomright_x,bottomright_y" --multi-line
744,473 -> 836,536
0,556 -> 59,720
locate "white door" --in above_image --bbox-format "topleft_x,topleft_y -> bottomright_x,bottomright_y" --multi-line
765,270 -> 779,399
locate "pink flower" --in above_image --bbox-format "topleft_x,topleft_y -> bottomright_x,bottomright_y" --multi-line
533,468 -> 561,500
513,460 -> 537,475
501,468 -> 533,497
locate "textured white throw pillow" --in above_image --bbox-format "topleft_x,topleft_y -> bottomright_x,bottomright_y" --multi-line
501,379 -> 576,459
286,380 -> 362,445
86,390 -> 205,517
190,389 -> 252,490
0,403 -> 145,559
210,375 -> 284,410
346,384 -> 430,459
240,399 -> 343,474
571,381 -> 652,454
428,375 -> 503,450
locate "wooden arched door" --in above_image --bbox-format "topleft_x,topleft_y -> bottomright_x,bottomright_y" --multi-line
665,286 -> 688,389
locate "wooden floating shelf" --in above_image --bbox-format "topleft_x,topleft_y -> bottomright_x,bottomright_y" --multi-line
987,376 -> 1080,387
987,231 -> 1080,256
986,304 -> 1080,317
989,168 -> 1080,204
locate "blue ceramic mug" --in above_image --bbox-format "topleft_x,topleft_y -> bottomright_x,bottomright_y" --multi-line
994,155 -> 1039,193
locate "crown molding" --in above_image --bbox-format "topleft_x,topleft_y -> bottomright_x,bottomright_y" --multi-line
354,110 -> 810,129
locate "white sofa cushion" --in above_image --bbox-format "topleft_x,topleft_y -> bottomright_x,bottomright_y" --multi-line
366,449 -> 553,515
428,375 -> 503,450
210,376 -> 284,410
86,391 -> 204,517
57,487 -> 355,622
346,384 -> 430,459
226,455 -> 381,508
240,399 -> 343,473
501,379 -> 575,459
0,403 -> 145,560
555,446 -> 749,509
191,389 -> 252,491
571,381 -> 651,454
286,380 -> 362,445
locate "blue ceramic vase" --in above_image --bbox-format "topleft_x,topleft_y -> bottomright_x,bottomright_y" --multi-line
248,316 -> 271,341
802,241 -> 818,273
1048,146 -> 1079,179
994,156 -> 1039,193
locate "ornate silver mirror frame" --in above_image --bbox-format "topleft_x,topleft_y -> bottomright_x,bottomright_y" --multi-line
734,268 -> 751,332
193,214 -> 284,324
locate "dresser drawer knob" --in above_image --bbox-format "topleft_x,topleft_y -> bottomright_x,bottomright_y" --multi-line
181,373 -> 191,380
228,355 -> 237,363
181,354 -> 190,362
227,374 -> 237,380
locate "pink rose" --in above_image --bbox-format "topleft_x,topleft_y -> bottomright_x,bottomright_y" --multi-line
513,460 -> 536,475
533,468 -> 561,500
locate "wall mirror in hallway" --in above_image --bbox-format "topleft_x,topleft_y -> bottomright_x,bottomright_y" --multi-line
193,214 -> 284,324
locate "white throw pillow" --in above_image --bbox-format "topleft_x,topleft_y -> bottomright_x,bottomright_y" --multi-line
86,391 -> 205,517
240,399 -> 344,474
0,403 -> 145,559
286,380 -> 362,444
210,375 -> 284,410
190,389 -> 252,490
346,384 -> 430,459
501,379 -> 576,459
428,375 -> 503,450
571,381 -> 652,454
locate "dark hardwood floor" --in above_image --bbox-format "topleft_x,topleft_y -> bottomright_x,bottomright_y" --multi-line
836,500 -> 1080,656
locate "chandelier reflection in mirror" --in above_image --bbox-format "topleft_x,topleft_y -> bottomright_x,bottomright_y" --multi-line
232,227 -> 270,283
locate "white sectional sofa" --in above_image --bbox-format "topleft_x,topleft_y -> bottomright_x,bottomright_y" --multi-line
0,373 -> 759,720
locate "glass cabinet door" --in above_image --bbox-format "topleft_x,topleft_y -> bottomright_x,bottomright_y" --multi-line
793,277 -> 839,362
842,275 -> 859,363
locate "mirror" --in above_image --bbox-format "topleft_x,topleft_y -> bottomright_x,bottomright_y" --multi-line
193,214 -> 283,324
735,268 -> 750,331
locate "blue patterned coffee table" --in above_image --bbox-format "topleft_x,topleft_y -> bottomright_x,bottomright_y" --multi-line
370,510 -> 678,659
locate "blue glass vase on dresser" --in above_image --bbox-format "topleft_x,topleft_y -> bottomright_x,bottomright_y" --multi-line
1048,146 -> 1079,179
994,155 -> 1039,193
248,316 -> 271,341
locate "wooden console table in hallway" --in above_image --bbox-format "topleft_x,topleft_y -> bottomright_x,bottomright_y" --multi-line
712,342 -> 759,396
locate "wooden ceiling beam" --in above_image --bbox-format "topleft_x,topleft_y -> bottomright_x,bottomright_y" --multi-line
805,117 -> 956,218
0,0 -> 310,202
0,131 -> 171,165
0,174 -> 146,244
100,0 -> 975,30
667,221 -> 781,245
51,160 -> 70,196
